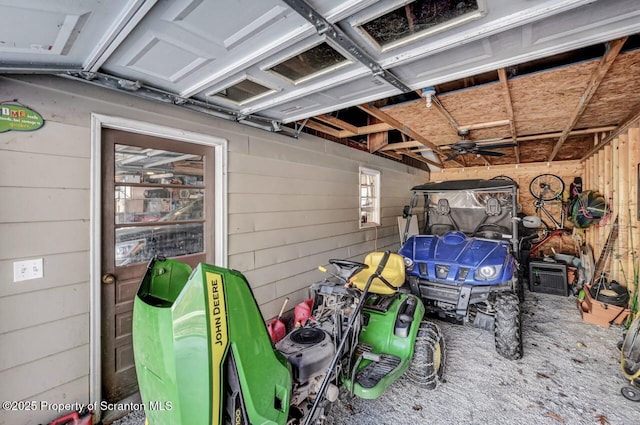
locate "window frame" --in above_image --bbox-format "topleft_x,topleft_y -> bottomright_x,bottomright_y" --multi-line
262,37 -> 353,85
206,74 -> 278,106
359,167 -> 381,229
353,0 -> 487,53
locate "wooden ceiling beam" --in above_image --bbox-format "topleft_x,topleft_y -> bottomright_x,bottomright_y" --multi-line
303,119 -> 343,138
409,126 -> 616,151
356,122 -> 394,135
517,126 -> 616,142
313,114 -> 358,135
458,120 -> 511,131
581,101 -> 640,160
357,103 -> 454,166
549,37 -> 627,161
428,94 -> 460,133
497,68 -> 521,163
379,140 -> 423,151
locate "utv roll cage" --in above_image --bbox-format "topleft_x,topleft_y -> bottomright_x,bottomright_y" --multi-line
401,179 -> 520,255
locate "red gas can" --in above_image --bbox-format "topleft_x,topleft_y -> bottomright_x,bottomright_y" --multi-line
49,409 -> 93,425
294,299 -> 314,327
267,297 -> 289,344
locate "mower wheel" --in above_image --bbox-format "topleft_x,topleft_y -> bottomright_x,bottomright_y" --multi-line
621,386 -> 640,402
494,292 -> 523,360
406,321 -> 446,389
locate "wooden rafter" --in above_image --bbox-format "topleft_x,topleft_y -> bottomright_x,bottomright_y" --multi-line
493,126 -> 616,143
458,120 -> 511,131
549,37 -> 627,161
314,114 -> 358,135
415,89 -> 460,133
356,122 -> 394,135
357,103 -> 455,167
303,117 -> 394,140
497,68 -> 521,163
379,140 -> 423,151
428,92 -> 494,167
303,119 -> 343,138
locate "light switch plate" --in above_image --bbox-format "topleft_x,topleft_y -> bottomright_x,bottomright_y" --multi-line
13,258 -> 44,282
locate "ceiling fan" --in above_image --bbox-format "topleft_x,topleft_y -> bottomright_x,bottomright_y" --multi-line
443,130 -> 517,162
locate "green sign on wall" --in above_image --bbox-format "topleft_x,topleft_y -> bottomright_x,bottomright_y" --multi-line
0,103 -> 45,133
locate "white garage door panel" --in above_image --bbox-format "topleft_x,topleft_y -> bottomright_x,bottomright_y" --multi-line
0,0 -> 132,66
101,0 -> 312,95
2,0 -> 640,122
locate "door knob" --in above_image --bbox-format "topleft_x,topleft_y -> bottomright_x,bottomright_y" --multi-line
102,273 -> 116,284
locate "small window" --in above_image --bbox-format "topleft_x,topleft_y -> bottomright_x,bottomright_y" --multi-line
359,167 -> 380,228
268,42 -> 349,84
358,0 -> 483,51
212,78 -> 275,104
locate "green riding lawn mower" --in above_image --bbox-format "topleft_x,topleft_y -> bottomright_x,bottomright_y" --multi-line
133,252 -> 445,425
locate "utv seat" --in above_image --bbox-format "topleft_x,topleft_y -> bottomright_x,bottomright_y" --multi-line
472,196 -> 508,238
475,224 -> 510,240
427,198 -> 459,235
428,224 -> 456,236
351,252 -> 405,295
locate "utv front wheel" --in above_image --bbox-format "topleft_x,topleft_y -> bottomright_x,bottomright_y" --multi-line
494,292 -> 523,360
406,321 -> 446,389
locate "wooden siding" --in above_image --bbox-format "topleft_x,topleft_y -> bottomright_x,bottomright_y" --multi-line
228,134 -> 428,317
0,75 -> 428,424
583,124 -> 640,306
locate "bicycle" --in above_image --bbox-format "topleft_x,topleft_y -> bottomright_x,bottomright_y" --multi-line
525,173 -> 571,257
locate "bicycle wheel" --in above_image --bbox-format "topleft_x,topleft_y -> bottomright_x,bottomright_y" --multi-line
491,175 -> 516,183
529,174 -> 565,201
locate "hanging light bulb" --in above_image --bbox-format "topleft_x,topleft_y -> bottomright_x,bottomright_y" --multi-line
421,86 -> 436,108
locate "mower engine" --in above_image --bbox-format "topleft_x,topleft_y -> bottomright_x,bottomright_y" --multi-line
275,280 -> 358,413
276,327 -> 336,406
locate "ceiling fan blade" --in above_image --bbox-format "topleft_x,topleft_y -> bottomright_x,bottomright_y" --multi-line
445,152 -> 461,161
478,142 -> 518,150
476,150 -> 506,157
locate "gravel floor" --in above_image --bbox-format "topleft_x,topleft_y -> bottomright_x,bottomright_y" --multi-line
114,291 -> 640,425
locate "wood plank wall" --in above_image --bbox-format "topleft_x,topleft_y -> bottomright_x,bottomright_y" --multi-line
584,125 -> 640,304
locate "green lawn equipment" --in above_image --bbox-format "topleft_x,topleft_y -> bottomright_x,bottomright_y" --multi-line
132,252 -> 445,425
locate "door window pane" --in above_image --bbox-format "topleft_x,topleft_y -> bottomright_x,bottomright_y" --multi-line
114,144 -> 206,265
115,223 -> 204,267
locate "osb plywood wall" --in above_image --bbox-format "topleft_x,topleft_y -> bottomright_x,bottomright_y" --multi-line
381,49 -> 640,168
584,125 -> 640,296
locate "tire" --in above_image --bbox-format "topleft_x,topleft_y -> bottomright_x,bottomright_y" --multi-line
406,321 -> 446,389
491,175 -> 516,183
529,174 -> 565,201
513,277 -> 525,303
494,292 -> 523,360
621,386 -> 640,402
589,282 -> 629,307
